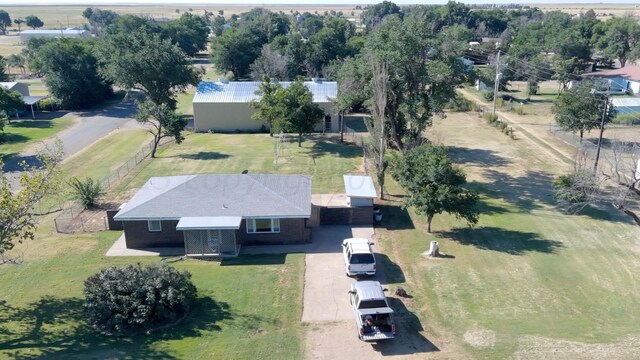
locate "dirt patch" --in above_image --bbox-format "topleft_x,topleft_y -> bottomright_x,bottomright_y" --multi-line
513,334 -> 640,360
463,329 -> 497,348
305,321 -> 442,360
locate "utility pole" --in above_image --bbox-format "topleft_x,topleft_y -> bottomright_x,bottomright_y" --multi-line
491,50 -> 501,118
593,81 -> 611,173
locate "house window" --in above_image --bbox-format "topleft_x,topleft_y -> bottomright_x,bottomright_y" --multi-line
247,218 -> 281,233
148,220 -> 162,232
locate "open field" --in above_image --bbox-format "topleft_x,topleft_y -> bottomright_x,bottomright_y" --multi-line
0,117 -> 73,161
537,4 -> 640,19
366,110 -> 640,358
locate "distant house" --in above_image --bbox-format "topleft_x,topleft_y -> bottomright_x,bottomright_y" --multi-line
192,79 -> 338,133
112,174 -> 312,257
19,29 -> 90,43
582,66 -> 640,95
611,98 -> 640,115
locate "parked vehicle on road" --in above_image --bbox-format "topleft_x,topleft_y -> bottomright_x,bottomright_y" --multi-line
342,238 -> 376,277
349,281 -> 396,341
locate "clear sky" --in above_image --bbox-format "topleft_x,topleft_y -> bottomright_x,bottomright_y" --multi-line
6,0 -> 640,5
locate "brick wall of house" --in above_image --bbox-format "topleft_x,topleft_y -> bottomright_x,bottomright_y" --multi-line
236,218 -> 311,245
106,210 -> 123,230
123,220 -> 183,248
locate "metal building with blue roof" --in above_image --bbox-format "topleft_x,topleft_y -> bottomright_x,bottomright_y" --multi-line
192,79 -> 339,133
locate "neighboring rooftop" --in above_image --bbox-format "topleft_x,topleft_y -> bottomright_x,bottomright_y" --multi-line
344,175 -> 377,199
0,82 -> 18,89
192,80 -> 337,104
583,66 -> 640,81
114,174 -> 312,220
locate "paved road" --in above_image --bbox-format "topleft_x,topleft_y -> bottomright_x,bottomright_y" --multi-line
2,97 -> 140,173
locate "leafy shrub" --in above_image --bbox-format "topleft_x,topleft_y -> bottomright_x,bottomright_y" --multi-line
69,177 -> 105,209
84,264 -> 197,335
483,112 -> 497,123
553,172 -> 598,204
446,95 -> 476,112
612,113 -> 640,126
481,90 -> 494,102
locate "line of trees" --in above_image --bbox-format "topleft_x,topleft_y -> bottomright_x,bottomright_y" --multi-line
0,10 -> 44,33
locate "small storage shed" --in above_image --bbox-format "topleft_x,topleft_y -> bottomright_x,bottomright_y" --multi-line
611,98 -> 640,115
344,175 -> 377,208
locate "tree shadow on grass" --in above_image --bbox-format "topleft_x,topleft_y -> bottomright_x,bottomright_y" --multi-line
0,133 -> 29,145
438,227 -> 563,255
376,204 -> 415,230
376,253 -> 405,284
371,297 -> 439,355
481,169 -> 556,211
448,146 -> 512,167
165,151 -> 231,160
7,120 -> 54,129
0,295 -> 232,359
307,135 -> 362,159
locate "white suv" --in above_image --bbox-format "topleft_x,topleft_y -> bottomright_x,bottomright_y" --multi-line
342,238 -> 376,277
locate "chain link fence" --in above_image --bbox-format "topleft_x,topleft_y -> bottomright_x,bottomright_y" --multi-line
53,138 -> 171,234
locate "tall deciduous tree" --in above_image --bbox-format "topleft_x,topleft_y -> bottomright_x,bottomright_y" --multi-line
0,141 -> 63,263
6,54 -> 26,74
163,12 -> 210,56
278,79 -> 324,147
25,15 -> 44,30
595,16 -> 640,68
0,55 -> 8,81
552,81 -> 616,140
13,18 -> 24,32
96,29 -> 202,109
361,1 -> 402,31
0,10 -> 11,35
135,99 -> 187,158
210,28 -> 261,80
391,144 -> 480,233
250,44 -> 288,81
36,38 -> 113,109
250,77 -> 284,134
82,7 -> 119,36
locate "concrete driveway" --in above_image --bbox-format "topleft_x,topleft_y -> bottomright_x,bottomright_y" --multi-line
301,225 -> 375,323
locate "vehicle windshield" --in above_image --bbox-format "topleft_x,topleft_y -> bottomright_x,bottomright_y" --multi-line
350,253 -> 375,264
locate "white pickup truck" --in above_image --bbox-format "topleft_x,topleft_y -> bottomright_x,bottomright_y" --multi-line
342,238 -> 376,277
349,281 -> 396,342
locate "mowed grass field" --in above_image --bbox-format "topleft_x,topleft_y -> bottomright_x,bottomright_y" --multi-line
375,112 -> 640,358
0,128 -> 320,359
114,132 -> 363,196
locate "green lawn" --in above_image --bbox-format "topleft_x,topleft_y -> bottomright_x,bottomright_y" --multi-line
375,112 -> 640,358
0,118 -> 73,160
0,231 -> 304,359
114,132 -> 363,195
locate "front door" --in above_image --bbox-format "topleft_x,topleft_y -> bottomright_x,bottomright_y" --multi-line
324,115 -> 332,132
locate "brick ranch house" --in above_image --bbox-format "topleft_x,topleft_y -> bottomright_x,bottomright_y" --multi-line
111,174 -> 312,257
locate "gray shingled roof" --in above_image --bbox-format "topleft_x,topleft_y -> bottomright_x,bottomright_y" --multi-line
114,174 -> 312,220
192,81 -> 337,104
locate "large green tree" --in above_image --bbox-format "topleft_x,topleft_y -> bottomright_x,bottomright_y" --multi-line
0,141 -> 63,262
0,55 -> 8,81
552,81 -> 616,140
96,29 -> 201,108
82,7 -> 119,36
391,144 -> 480,233
163,13 -> 210,56
278,79 -> 324,146
0,10 -> 11,35
13,18 -> 24,32
210,28 -> 261,80
135,99 -> 187,158
361,1 -> 402,31
595,16 -> 640,68
36,38 -> 113,109
251,78 -> 323,146
25,15 -> 43,30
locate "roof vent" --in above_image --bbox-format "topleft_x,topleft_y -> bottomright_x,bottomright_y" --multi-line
218,77 -> 229,84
